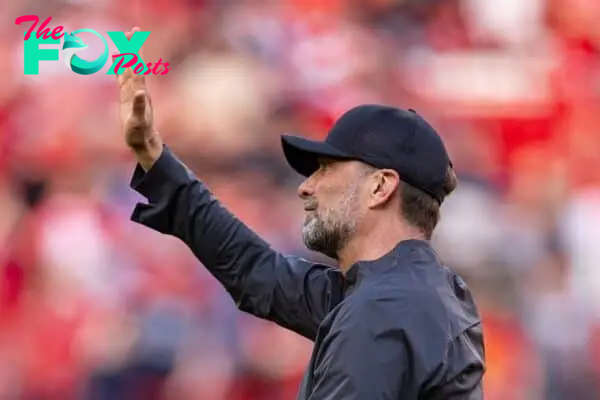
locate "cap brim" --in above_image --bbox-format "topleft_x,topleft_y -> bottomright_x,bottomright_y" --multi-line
281,134 -> 352,177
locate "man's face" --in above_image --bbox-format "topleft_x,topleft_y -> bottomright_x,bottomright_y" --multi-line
298,158 -> 367,259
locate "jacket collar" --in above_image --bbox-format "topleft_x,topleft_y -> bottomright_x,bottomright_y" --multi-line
343,239 -> 435,289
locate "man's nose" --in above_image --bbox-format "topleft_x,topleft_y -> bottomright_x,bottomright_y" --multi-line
297,177 -> 315,199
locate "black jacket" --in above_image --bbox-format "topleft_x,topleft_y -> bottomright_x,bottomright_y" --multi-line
130,146 -> 486,399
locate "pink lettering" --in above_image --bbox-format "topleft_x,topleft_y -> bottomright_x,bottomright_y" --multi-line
160,63 -> 172,75
36,17 -> 53,40
113,55 -> 171,75
151,58 -> 165,75
113,53 -> 138,73
51,26 -> 64,40
133,62 -> 145,75
15,15 -> 39,41
143,63 -> 153,75
15,16 -> 64,40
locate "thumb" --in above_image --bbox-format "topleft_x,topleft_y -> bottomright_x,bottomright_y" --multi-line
132,91 -> 147,116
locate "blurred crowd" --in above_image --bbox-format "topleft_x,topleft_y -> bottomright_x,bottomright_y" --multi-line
0,0 -> 600,398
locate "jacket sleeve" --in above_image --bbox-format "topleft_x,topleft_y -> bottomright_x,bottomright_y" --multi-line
129,146 -> 340,340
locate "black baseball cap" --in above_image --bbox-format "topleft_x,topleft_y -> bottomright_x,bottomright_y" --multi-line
281,104 -> 452,204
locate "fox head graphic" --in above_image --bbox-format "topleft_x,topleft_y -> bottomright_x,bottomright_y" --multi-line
61,29 -> 109,75
62,31 -> 88,68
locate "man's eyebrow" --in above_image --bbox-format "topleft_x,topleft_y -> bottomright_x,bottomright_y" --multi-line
317,157 -> 335,165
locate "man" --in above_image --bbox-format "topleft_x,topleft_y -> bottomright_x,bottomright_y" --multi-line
118,27 -> 485,399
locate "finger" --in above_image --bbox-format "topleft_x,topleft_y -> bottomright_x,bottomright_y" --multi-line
113,53 -> 139,90
113,53 -> 125,85
132,90 -> 147,116
126,27 -> 140,41
129,27 -> 144,60
119,28 -> 145,88
117,65 -> 133,88
132,65 -> 146,87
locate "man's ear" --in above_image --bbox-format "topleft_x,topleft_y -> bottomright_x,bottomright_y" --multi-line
367,169 -> 400,209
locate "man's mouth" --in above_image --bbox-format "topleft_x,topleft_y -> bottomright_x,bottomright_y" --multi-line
303,198 -> 318,212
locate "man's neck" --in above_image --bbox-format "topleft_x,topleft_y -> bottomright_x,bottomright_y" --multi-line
337,225 -> 425,274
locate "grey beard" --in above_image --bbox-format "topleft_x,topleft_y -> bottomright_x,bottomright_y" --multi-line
302,214 -> 355,260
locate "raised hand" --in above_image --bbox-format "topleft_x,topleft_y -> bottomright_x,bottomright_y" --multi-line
116,26 -> 162,170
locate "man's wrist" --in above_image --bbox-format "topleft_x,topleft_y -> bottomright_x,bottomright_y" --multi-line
131,134 -> 163,171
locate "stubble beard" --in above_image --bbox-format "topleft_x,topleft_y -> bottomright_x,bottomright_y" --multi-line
301,189 -> 359,260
